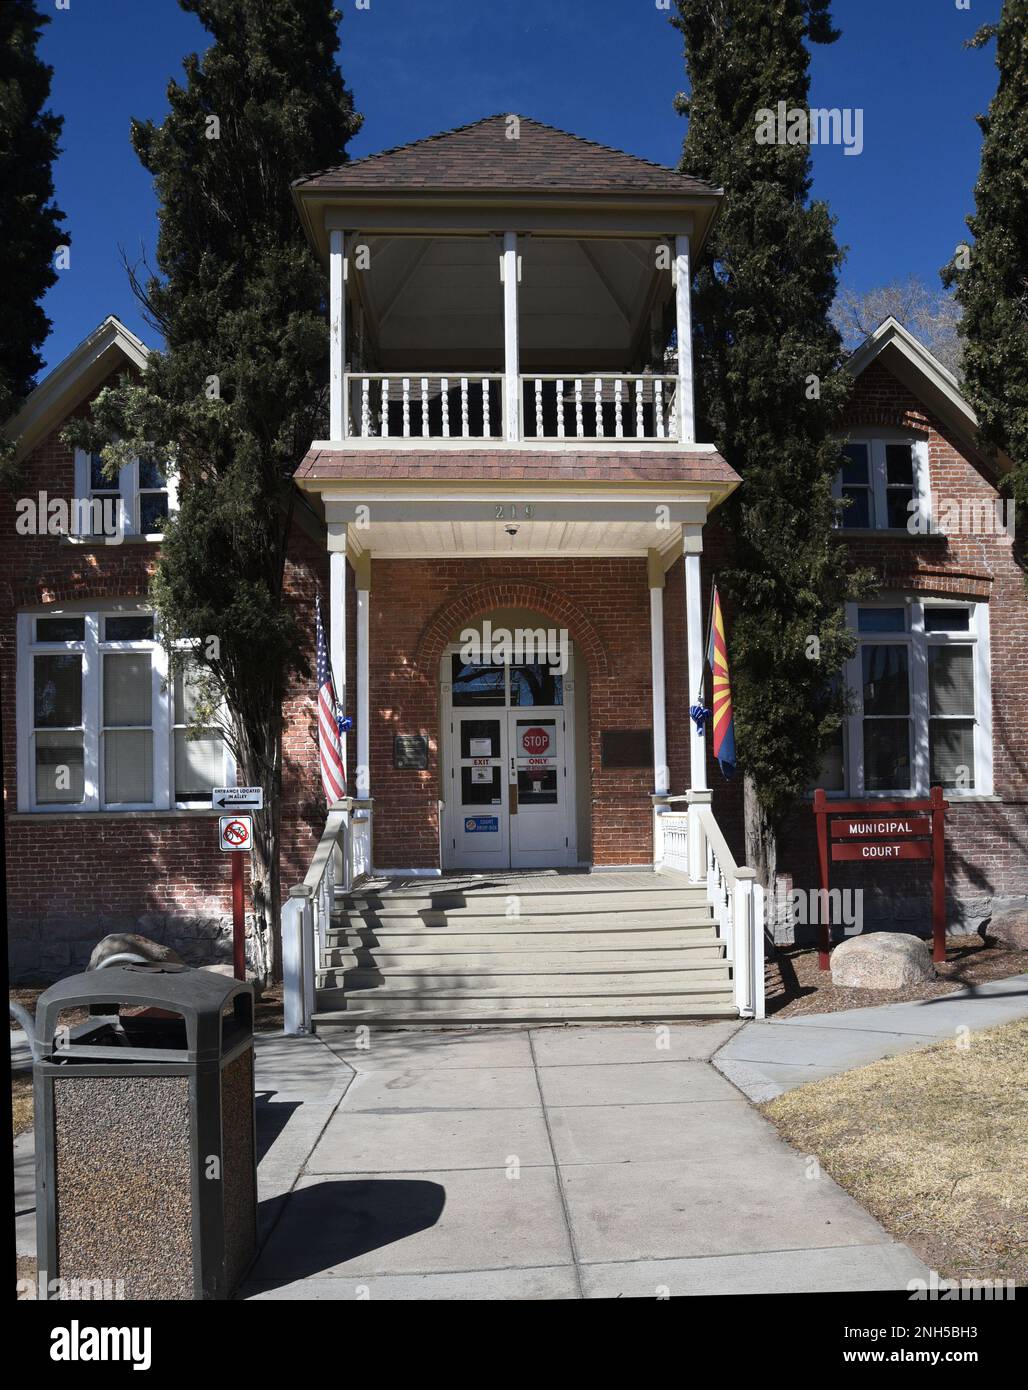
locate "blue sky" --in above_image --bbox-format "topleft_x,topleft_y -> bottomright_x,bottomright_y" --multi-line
36,0 -> 1002,374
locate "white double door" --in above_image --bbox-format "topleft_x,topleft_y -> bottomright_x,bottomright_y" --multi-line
448,707 -> 572,870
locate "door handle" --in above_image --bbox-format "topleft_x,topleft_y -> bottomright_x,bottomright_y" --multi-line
509,783 -> 518,815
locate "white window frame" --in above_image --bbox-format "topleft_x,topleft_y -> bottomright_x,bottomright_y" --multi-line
834,430 -> 931,534
837,596 -> 992,799
72,448 -> 178,540
16,605 -> 233,813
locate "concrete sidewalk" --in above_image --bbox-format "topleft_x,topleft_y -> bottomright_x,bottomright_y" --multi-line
714,973 -> 1028,1102
241,1020 -> 929,1299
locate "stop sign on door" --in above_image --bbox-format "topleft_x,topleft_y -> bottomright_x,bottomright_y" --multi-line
522,726 -> 551,755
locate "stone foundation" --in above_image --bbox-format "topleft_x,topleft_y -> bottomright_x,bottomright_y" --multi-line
8,912 -> 237,985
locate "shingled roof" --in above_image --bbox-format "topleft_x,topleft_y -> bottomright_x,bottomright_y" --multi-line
293,114 -> 721,196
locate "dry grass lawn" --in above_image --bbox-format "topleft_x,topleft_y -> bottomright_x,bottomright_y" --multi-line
762,1019 -> 1028,1284
12,1074 -> 33,1138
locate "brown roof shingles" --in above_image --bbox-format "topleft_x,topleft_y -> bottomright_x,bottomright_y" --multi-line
293,114 -> 721,197
296,447 -> 739,488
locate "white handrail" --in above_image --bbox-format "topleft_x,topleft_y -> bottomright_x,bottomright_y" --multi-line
655,791 -> 765,1017
683,798 -> 766,1019
283,800 -> 372,1034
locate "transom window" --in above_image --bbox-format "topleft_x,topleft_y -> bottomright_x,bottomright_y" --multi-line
74,449 -> 175,539
16,609 -> 231,812
450,655 -> 564,708
835,436 -> 929,533
816,598 -> 991,798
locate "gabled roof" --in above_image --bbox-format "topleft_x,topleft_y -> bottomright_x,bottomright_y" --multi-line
294,113 -> 720,197
846,316 -> 1010,478
5,315 -> 149,464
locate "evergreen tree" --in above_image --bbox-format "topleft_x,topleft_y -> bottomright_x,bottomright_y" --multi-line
671,0 -> 870,886
69,0 -> 361,978
0,0 -> 66,475
943,1 -> 1028,504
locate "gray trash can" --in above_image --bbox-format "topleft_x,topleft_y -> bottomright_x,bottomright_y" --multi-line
33,963 -> 257,1300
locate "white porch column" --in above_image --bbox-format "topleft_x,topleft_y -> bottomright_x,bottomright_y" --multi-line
683,530 -> 707,793
647,551 -> 669,797
328,527 -> 348,799
355,552 -> 371,798
329,229 -> 347,442
674,233 -> 695,444
501,231 -> 520,442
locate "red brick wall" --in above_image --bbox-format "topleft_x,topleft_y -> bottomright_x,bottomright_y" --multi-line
365,557 -> 655,869
1,372 -> 329,980
703,358 -> 1028,932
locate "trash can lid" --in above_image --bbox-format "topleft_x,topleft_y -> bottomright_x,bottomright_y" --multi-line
36,964 -> 253,1061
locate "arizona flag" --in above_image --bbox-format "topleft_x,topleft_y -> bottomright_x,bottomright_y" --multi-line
707,585 -> 737,778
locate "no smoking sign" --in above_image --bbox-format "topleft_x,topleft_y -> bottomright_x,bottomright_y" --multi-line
219,814 -> 253,852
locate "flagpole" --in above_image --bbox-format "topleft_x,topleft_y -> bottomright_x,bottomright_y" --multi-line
697,576 -> 716,704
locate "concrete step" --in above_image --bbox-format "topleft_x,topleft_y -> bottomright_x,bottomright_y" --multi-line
331,908 -> 714,932
313,997 -> 739,1026
320,942 -> 725,971
314,977 -> 734,1013
338,890 -> 707,916
324,929 -> 719,956
318,962 -> 731,989
333,906 -> 716,928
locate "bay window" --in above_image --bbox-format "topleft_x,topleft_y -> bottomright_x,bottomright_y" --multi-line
16,608 -> 232,812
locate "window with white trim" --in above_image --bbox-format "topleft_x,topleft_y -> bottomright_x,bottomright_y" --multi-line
814,598 -> 992,797
834,434 -> 930,532
73,449 -> 175,539
16,608 -> 232,812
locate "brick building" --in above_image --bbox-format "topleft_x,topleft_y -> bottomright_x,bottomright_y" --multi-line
3,117 -> 1024,1018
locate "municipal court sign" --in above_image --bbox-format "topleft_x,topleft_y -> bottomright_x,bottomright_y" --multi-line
812,787 -> 947,968
219,815 -> 253,852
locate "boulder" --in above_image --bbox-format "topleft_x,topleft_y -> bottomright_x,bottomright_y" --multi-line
980,908 -> 1028,951
831,932 -> 935,989
87,933 -> 184,971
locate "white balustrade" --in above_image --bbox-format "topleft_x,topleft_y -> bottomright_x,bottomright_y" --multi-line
341,372 -> 679,443
282,800 -> 374,1035
342,374 -> 503,441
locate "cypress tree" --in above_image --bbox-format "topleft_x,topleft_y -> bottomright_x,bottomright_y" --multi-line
0,0 -> 67,476
670,0 -> 870,888
69,0 -> 361,978
943,1 -> 1028,503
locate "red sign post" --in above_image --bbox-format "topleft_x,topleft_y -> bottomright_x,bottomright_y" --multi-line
219,814 -> 252,981
813,787 -> 947,971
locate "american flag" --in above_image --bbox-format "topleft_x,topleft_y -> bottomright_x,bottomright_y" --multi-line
316,595 -> 347,803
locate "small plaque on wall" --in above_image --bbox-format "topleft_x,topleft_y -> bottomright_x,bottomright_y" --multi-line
393,734 -> 429,770
601,729 -> 653,769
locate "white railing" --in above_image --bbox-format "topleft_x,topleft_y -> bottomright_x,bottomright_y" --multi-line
522,374 -> 680,442
340,371 -> 684,443
282,799 -> 372,1034
344,373 -> 504,440
657,808 -> 690,872
656,794 -> 766,1019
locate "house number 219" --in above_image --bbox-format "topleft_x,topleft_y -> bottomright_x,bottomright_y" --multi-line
496,505 -> 533,518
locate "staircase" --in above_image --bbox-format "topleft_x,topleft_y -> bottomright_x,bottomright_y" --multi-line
311,871 -> 738,1028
